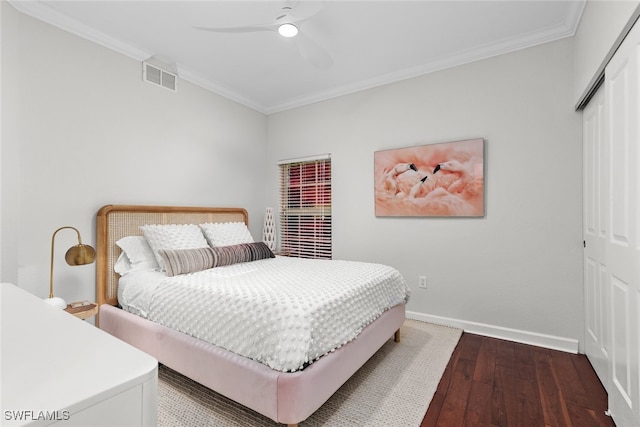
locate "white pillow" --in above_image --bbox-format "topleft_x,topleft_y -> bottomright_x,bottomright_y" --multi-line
199,222 -> 254,247
140,224 -> 209,270
116,235 -> 159,272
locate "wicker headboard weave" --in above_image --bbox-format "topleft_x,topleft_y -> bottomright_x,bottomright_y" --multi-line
96,205 -> 248,309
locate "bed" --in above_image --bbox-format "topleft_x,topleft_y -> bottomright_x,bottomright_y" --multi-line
96,204 -> 409,426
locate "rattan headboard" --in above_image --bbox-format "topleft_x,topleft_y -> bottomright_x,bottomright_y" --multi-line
96,205 -> 249,309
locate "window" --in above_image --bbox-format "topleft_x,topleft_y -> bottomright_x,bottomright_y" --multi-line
278,155 -> 332,259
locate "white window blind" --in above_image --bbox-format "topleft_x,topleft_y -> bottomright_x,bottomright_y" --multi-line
278,156 -> 332,259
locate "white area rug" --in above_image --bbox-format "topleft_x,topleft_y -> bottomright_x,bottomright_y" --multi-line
158,320 -> 462,426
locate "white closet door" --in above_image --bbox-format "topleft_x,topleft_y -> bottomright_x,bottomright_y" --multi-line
583,85 -> 610,389
604,18 -> 640,427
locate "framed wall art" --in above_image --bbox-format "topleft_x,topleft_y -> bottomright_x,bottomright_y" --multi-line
374,138 -> 484,217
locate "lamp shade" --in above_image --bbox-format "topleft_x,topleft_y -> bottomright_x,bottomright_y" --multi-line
65,244 -> 96,266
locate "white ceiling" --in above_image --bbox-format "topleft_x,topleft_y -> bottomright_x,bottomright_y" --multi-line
10,0 -> 586,114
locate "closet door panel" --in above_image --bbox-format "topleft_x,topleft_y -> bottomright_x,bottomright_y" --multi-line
604,18 -> 640,427
583,86 -> 609,387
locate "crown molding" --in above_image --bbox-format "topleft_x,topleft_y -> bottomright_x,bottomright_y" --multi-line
7,0 -> 269,113
176,64 -> 268,114
8,0 -> 152,61
266,1 -> 586,114
9,0 -> 586,116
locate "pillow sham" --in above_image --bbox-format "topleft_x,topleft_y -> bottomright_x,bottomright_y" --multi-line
158,247 -> 216,277
114,252 -> 132,275
140,224 -> 209,270
116,235 -> 159,271
199,222 -> 254,247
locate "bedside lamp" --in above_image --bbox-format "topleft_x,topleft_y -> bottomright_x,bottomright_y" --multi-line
45,226 -> 96,309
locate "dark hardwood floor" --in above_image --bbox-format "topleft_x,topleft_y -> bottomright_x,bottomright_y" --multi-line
422,332 -> 616,427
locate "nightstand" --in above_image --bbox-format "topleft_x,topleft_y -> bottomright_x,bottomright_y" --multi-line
65,301 -> 99,320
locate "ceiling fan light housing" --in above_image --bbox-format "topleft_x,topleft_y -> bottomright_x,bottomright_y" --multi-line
278,23 -> 298,38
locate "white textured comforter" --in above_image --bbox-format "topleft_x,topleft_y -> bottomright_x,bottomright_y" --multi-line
119,256 -> 410,372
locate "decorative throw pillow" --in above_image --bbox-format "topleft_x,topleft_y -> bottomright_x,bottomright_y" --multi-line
158,242 -> 275,275
158,247 -> 216,277
199,222 -> 254,247
116,235 -> 159,271
210,242 -> 275,268
140,224 -> 209,270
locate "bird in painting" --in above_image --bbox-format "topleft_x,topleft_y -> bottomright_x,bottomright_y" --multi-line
433,160 -> 474,194
383,163 -> 418,194
408,175 -> 429,198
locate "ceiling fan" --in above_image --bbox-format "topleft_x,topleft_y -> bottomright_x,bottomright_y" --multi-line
194,1 -> 333,69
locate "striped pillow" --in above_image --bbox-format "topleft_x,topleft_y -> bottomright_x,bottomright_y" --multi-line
210,242 -> 275,268
158,247 -> 215,277
159,242 -> 275,276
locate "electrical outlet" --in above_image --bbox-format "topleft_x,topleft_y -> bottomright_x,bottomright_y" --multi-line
419,276 -> 427,289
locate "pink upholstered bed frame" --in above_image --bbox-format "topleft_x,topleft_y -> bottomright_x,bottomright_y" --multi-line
96,205 -> 406,426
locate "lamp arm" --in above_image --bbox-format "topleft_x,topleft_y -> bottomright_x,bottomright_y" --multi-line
49,226 -> 82,299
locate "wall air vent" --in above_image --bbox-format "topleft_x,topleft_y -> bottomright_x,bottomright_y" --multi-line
143,62 -> 177,92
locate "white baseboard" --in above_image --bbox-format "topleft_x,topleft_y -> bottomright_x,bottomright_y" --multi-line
406,310 -> 580,354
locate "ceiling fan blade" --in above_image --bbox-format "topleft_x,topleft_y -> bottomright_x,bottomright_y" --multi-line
194,22 -> 277,34
195,2 -> 331,68
295,32 -> 333,69
285,1 -> 324,24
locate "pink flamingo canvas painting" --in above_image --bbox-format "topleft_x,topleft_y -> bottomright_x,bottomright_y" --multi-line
374,138 -> 484,217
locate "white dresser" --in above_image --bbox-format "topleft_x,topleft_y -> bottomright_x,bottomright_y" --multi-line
1,283 -> 158,426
